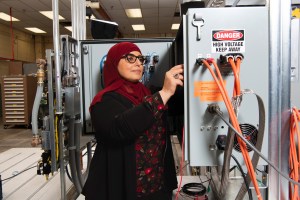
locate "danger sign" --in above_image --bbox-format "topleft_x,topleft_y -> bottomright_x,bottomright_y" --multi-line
211,30 -> 245,53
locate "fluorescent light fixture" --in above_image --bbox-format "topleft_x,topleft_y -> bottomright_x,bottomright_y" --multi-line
171,23 -> 180,30
39,11 -> 65,20
132,24 -> 145,31
65,26 -> 72,32
0,12 -> 20,21
125,9 -> 142,18
25,27 -> 46,33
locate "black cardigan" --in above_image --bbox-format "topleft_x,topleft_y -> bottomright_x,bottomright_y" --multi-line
82,92 -> 177,200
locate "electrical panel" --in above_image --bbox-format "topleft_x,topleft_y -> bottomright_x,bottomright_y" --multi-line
184,7 -> 269,166
291,18 -> 300,107
79,39 -> 174,133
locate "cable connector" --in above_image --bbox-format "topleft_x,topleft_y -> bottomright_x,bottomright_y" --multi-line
216,135 -> 227,150
206,57 -> 215,64
234,53 -> 244,62
219,55 -> 227,64
196,58 -> 204,65
219,53 -> 244,63
207,103 -> 221,114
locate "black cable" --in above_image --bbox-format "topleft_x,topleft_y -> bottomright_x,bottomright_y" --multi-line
2,166 -> 36,181
199,178 -> 211,184
231,154 -> 253,200
230,165 -> 237,173
176,162 -> 189,175
214,108 -> 300,186
61,40 -> 66,81
255,167 -> 266,174
82,141 -> 97,157
181,182 -> 207,197
65,165 -> 73,183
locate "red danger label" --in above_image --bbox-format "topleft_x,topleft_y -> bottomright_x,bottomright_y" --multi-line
213,30 -> 244,41
211,30 -> 245,53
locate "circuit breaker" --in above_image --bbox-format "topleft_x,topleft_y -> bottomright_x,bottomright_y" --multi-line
184,7 -> 269,166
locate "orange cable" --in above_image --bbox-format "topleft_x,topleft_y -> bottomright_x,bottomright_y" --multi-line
205,59 -> 251,172
228,58 -> 240,97
210,59 -> 253,176
202,59 -> 262,200
211,59 -> 262,199
289,107 -> 300,200
290,109 -> 297,200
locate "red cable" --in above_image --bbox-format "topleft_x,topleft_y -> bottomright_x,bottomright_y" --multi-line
175,127 -> 185,200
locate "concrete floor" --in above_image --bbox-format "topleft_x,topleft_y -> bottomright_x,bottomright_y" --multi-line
0,121 -> 35,154
0,120 -> 204,200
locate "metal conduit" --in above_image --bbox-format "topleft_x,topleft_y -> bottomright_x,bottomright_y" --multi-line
69,117 -> 82,193
268,0 -> 291,199
52,0 -> 66,199
75,120 -> 84,187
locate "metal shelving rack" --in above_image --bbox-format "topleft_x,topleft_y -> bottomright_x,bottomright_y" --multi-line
1,75 -> 37,128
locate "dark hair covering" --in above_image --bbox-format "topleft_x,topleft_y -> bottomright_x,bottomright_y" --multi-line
89,42 -> 151,111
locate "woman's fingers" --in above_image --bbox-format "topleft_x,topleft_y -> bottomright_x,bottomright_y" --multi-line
170,65 -> 184,78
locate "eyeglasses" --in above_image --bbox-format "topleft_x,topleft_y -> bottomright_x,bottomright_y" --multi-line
122,53 -> 146,64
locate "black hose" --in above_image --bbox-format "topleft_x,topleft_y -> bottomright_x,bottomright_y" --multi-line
65,165 -> 73,182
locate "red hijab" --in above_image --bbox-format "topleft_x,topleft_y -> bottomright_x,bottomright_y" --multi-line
90,42 -> 151,111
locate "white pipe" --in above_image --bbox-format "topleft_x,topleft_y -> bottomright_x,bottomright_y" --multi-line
52,0 -> 62,113
31,86 -> 43,135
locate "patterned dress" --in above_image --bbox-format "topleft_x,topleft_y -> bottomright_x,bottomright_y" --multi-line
136,93 -> 168,198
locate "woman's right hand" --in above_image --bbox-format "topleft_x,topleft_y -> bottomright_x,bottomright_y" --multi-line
159,64 -> 184,105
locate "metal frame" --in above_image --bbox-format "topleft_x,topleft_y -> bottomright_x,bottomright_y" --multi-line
268,0 -> 291,199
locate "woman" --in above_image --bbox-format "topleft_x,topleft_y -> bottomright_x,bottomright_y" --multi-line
82,42 -> 184,200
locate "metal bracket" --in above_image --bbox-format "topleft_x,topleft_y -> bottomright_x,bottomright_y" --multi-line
192,13 -> 205,41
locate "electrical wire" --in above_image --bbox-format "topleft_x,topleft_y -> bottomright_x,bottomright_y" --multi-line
214,107 -> 300,187
181,182 -> 207,197
228,57 -> 240,97
175,127 -> 185,200
289,107 -> 300,199
176,162 -> 189,175
231,154 -> 253,200
1,166 -> 36,181
202,59 -> 262,200
209,59 -> 261,197
55,115 -> 59,161
65,165 -> 73,183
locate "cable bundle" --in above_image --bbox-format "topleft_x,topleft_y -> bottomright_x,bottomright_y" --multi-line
201,58 -> 262,200
289,107 -> 300,200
